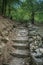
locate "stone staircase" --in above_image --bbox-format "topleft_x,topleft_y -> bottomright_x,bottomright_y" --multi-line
0,16 -> 42,65
9,24 -> 30,65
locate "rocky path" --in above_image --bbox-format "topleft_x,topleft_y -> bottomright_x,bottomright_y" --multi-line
0,16 -> 30,65
0,16 -> 43,65
9,23 -> 30,65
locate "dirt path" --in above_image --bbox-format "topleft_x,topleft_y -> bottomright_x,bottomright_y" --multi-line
36,24 -> 43,37
38,26 -> 43,37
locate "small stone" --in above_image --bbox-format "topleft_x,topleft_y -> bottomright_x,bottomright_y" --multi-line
1,37 -> 9,43
39,48 -> 43,53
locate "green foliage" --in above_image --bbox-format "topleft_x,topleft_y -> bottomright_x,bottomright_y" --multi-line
0,0 -> 43,22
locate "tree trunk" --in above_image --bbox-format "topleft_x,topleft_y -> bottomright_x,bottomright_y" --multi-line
31,12 -> 35,24
8,4 -> 11,18
2,0 -> 4,14
2,0 -> 7,16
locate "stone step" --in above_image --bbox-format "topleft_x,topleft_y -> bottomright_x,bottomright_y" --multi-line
9,57 -> 29,65
17,33 -> 28,37
12,36 -> 28,41
12,40 -> 29,43
11,49 -> 29,55
12,43 -> 28,46
12,43 -> 29,49
16,26 -> 27,29
16,28 -> 28,33
10,53 -> 29,58
16,28 -> 28,32
14,36 -> 28,40
15,29 -> 28,36
10,50 -> 29,58
12,45 -> 29,50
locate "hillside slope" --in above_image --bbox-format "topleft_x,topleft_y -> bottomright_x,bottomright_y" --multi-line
0,16 -> 16,65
